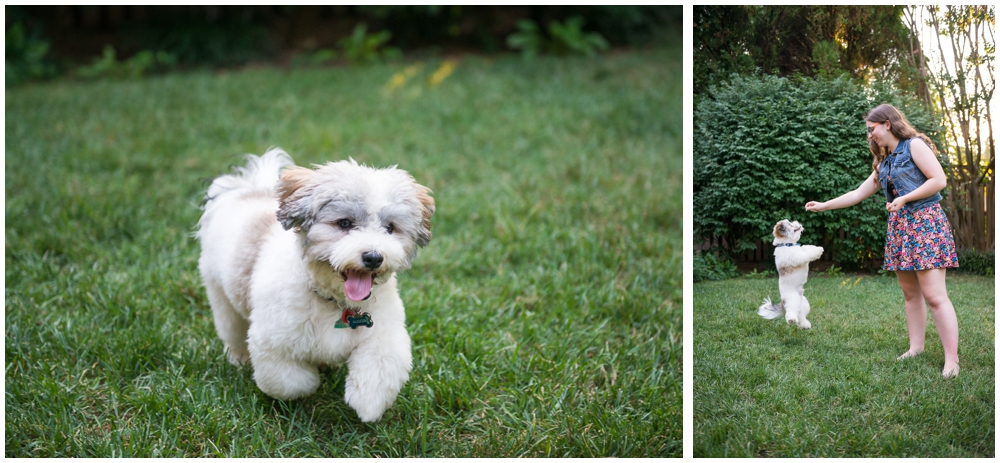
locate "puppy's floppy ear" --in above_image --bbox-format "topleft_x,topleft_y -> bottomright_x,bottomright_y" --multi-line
773,221 -> 787,239
276,166 -> 316,231
414,184 -> 435,247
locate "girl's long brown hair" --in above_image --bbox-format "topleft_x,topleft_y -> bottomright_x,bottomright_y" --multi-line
866,104 -> 938,182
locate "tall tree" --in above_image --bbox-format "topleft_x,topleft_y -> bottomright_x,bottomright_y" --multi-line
922,5 -> 995,251
694,6 -> 917,94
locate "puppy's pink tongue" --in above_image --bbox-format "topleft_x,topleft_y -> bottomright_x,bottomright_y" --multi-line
344,271 -> 373,301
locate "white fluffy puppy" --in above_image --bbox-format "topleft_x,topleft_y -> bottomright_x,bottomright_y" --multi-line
196,148 -> 434,422
757,219 -> 824,329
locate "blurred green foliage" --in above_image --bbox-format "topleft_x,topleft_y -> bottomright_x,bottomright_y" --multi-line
5,6 -> 679,86
954,249 -> 995,276
74,45 -> 177,80
132,15 -> 273,67
338,23 -> 401,65
507,17 -> 610,58
5,22 -> 58,86
693,6 -> 915,95
693,252 -> 740,282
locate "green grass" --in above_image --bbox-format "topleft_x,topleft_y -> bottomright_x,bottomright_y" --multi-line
5,48 -> 682,457
693,274 -> 995,457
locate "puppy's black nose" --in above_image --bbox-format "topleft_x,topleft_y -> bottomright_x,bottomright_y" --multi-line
362,251 -> 383,271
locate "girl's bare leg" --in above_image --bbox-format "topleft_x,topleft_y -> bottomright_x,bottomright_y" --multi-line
916,268 -> 960,377
895,270 -> 926,359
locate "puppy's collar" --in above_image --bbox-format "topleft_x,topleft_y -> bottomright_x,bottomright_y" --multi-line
313,288 -> 337,301
312,289 -> 374,329
775,243 -> 800,247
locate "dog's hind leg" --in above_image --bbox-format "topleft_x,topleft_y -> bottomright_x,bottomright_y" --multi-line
206,282 -> 251,365
783,295 -> 801,326
797,295 -> 812,329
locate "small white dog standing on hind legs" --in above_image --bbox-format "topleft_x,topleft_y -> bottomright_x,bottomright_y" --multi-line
196,148 -> 434,422
757,219 -> 824,329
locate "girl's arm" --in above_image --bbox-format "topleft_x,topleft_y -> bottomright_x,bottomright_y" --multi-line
805,170 -> 881,212
885,138 -> 947,212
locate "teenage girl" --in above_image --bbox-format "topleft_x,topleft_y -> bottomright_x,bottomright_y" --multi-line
805,103 -> 960,378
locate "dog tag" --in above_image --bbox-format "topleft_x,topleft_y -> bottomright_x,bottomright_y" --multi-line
335,309 -> 373,329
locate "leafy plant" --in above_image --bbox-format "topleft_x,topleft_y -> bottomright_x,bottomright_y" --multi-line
5,22 -> 58,86
547,16 -> 610,56
954,248 -> 995,276
694,251 -> 740,282
74,46 -> 177,80
821,265 -> 843,277
506,16 -> 609,58
339,23 -> 401,65
506,20 -> 545,59
745,268 -> 776,279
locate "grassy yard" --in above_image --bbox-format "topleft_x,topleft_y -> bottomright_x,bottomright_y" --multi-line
5,48 -> 682,457
693,274 -> 994,457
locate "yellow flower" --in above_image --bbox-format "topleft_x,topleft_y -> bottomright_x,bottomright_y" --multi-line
385,63 -> 424,91
428,60 -> 457,87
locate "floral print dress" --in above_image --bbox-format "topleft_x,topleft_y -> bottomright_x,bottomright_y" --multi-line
883,171 -> 959,271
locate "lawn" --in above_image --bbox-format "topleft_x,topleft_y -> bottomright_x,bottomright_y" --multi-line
693,274 -> 994,457
5,47 -> 683,457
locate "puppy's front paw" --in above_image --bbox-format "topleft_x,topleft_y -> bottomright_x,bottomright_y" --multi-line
344,355 -> 410,422
798,319 -> 811,329
344,379 -> 395,422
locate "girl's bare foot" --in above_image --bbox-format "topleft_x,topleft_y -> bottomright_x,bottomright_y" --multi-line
942,361 -> 959,378
896,349 -> 923,361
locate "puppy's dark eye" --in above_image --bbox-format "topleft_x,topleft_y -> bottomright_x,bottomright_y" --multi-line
385,223 -> 395,234
336,219 -> 353,229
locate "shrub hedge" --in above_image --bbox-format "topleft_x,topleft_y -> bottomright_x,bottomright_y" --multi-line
954,249 -> 995,276
694,73 -> 940,269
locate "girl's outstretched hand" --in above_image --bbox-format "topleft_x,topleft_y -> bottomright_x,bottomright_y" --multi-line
805,201 -> 825,212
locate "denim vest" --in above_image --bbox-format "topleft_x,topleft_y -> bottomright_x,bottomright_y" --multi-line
878,137 -> 941,211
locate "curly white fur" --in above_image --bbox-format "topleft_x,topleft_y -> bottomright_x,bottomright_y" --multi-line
757,219 -> 824,329
196,148 -> 434,422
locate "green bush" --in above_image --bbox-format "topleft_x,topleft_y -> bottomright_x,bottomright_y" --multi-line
693,73 -> 939,269
5,22 -> 58,86
694,251 -> 740,282
74,46 -> 177,80
506,20 -> 545,59
507,16 -> 609,58
954,249 -> 994,276
547,17 -> 610,56
338,23 -> 401,65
